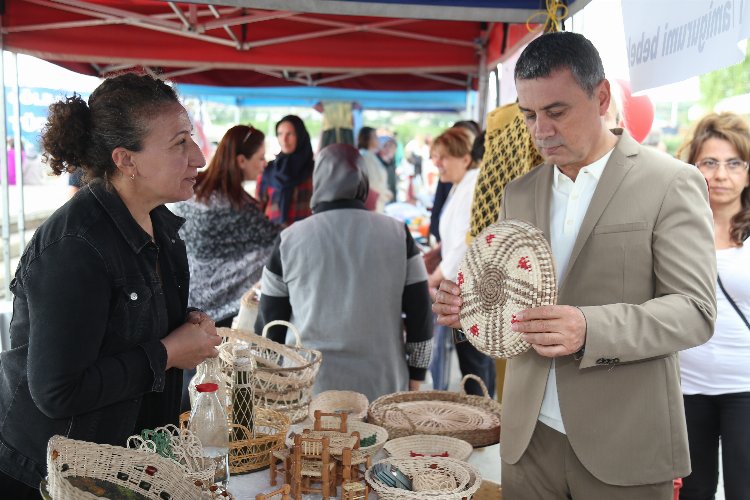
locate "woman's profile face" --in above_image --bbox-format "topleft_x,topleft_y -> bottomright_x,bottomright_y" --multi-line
130,103 -> 205,205
239,143 -> 267,181
277,121 -> 298,154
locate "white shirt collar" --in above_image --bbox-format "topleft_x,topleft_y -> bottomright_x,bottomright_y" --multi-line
552,148 -> 614,188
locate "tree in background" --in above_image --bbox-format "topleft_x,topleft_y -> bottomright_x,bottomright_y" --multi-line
700,40 -> 750,111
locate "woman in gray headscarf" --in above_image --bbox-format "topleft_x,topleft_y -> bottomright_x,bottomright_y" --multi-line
255,144 -> 433,401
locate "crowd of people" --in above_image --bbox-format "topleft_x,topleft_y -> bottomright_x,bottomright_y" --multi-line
0,29 -> 747,500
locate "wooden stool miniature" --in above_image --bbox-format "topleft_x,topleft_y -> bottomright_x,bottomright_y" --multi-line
341,479 -> 368,500
314,410 -> 348,432
256,483 -> 291,500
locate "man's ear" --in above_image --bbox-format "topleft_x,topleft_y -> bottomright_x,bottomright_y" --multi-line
597,79 -> 612,117
111,147 -> 136,178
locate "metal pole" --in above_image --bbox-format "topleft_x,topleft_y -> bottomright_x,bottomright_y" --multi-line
0,49 -> 13,300
11,52 -> 24,252
476,44 -> 488,130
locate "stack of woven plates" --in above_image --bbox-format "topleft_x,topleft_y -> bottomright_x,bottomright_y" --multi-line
457,219 -> 557,359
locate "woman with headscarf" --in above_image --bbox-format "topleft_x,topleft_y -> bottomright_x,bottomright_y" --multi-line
255,144 -> 433,401
256,115 -> 314,226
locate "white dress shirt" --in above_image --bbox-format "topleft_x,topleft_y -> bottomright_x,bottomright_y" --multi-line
538,149 -> 613,434
439,168 -> 480,281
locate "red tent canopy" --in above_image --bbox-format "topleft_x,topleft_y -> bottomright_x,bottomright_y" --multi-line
2,0 -> 542,91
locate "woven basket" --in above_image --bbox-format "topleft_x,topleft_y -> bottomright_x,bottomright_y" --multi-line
368,375 -> 501,447
309,390 -> 369,422
347,420 -> 389,463
180,407 -> 289,475
458,219 -> 557,359
365,457 -> 481,499
218,321 -> 322,423
46,435 -> 216,500
383,435 -> 473,462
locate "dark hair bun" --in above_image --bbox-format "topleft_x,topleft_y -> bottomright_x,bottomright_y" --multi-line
41,94 -> 91,175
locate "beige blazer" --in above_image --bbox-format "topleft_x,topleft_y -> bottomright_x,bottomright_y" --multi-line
499,130 -> 717,486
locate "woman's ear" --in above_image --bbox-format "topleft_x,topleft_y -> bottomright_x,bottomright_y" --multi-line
463,154 -> 472,169
236,154 -> 248,169
112,147 -> 136,179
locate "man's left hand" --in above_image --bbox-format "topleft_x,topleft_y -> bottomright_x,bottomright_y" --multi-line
512,305 -> 586,358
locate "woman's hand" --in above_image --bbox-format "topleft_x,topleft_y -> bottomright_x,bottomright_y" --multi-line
161,315 -> 221,369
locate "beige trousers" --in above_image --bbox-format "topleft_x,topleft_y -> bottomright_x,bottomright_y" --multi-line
501,421 -> 674,500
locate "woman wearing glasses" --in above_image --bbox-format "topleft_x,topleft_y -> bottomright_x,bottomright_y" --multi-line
173,125 -> 280,330
678,112 -> 750,500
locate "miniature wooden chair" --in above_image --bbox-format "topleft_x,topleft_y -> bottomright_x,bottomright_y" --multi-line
341,479 -> 368,500
256,484 -> 291,500
269,442 -> 292,487
313,410 -> 348,433
290,434 -> 337,500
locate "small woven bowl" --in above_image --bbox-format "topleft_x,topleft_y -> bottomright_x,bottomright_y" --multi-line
383,435 -> 473,462
308,390 -> 369,422
348,420 -> 389,462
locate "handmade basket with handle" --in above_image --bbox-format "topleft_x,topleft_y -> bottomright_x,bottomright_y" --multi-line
218,321 -> 321,423
45,434 -> 227,500
368,375 -> 501,447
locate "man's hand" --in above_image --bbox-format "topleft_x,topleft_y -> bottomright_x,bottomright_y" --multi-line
408,379 -> 422,391
512,305 -> 586,358
432,279 -> 463,329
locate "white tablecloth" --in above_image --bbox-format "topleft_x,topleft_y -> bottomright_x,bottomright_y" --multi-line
228,443 -> 501,499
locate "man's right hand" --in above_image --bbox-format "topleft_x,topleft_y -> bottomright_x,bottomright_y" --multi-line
432,279 -> 463,329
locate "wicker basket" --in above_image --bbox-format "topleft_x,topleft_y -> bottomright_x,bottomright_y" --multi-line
347,420 -> 389,463
383,435 -> 473,462
308,390 -> 369,422
365,457 -> 481,499
218,321 -> 322,423
368,375 -> 501,447
180,407 -> 290,475
46,435 -> 217,500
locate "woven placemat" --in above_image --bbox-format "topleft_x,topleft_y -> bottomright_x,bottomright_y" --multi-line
458,219 -> 557,359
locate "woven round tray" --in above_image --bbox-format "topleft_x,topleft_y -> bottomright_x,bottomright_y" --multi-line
368,375 -> 500,447
308,390 -> 369,422
383,435 -> 473,462
458,219 -> 557,359
365,457 -> 481,499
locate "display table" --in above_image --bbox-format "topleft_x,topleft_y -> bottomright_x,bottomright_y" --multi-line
229,442 -> 501,499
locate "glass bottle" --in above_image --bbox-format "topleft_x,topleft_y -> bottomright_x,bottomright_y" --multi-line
189,382 -> 230,488
188,357 -> 228,409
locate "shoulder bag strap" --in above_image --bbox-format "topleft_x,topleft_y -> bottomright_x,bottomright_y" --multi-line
717,274 -> 750,332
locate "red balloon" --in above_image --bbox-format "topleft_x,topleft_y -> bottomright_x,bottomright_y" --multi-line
616,79 -> 654,144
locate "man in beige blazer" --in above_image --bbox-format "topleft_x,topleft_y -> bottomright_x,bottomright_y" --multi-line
434,32 -> 716,498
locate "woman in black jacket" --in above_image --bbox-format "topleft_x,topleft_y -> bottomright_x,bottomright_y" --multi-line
0,73 -> 221,497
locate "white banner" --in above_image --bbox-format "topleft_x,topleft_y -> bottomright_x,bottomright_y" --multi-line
621,0 -> 749,92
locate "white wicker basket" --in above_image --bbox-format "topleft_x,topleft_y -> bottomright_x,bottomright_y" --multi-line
365,457 -> 481,499
383,435 -> 473,462
308,390 -> 369,422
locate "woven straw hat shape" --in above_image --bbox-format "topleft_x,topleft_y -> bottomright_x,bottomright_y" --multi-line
458,219 -> 557,359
